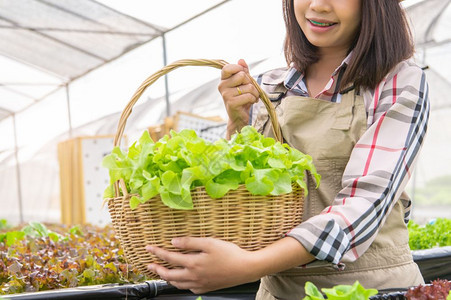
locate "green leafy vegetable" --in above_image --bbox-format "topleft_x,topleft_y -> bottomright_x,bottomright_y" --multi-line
408,218 -> 451,250
303,281 -> 378,300
304,281 -> 325,300
0,223 -> 146,295
102,125 -> 320,210
0,231 -> 25,247
0,219 -> 10,231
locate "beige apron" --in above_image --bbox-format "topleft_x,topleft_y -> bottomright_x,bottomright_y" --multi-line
253,87 -> 424,299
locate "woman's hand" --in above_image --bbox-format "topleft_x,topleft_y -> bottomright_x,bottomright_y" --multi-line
146,237 -> 260,294
218,59 -> 260,139
146,236 -> 315,295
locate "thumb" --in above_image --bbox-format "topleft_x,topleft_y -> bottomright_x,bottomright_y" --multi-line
171,237 -> 214,252
237,58 -> 250,74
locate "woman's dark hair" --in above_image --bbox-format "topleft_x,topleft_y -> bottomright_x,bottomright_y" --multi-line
282,0 -> 414,91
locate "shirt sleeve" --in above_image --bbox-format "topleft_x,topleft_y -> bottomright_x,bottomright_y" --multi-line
286,60 -> 430,264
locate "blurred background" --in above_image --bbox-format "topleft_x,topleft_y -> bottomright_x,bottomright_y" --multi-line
0,0 -> 450,225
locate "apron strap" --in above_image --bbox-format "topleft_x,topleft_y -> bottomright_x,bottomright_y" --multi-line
267,86 -> 287,102
333,88 -> 356,130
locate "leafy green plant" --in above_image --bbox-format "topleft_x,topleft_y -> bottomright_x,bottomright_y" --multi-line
0,222 -> 64,247
0,220 -> 11,231
303,281 -> 378,300
0,224 -> 146,295
22,222 -> 63,242
102,125 -> 320,210
408,218 -> 451,250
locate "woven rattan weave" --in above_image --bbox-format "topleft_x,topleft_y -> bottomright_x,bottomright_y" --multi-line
106,59 -> 304,277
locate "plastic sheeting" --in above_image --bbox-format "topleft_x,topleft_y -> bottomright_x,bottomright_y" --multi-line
406,0 -> 451,47
0,0 -> 286,224
0,0 -> 450,224
0,0 -> 168,121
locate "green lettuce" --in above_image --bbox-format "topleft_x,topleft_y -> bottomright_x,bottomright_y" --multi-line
102,125 -> 320,210
303,281 -> 378,300
408,218 -> 451,250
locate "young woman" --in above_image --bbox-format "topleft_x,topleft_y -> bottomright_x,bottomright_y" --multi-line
146,0 -> 429,298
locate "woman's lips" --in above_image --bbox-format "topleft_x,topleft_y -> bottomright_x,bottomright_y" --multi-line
307,19 -> 337,32
308,19 -> 337,27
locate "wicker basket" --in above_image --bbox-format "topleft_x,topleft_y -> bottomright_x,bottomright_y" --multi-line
106,59 -> 304,277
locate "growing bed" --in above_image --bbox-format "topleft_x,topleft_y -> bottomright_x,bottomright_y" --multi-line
1,220 -> 450,299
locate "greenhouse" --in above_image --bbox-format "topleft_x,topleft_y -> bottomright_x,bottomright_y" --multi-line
0,0 -> 450,299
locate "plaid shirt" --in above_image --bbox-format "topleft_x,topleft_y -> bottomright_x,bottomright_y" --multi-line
251,57 -> 430,265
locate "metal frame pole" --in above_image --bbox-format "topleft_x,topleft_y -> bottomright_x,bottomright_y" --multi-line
162,33 -> 170,117
65,84 -> 73,138
12,114 -> 24,223
64,83 -> 76,224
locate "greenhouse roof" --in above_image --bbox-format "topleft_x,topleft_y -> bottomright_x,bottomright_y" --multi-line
407,0 -> 451,47
0,0 -> 450,122
0,0 -> 228,121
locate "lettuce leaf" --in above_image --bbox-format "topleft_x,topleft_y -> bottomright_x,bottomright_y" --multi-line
408,218 -> 451,250
102,126 -> 321,210
303,281 -> 378,300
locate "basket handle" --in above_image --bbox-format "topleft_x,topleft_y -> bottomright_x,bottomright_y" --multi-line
113,59 -> 282,147
112,59 -> 282,198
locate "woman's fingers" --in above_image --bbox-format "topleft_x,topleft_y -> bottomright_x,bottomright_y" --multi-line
166,279 -> 210,295
239,83 -> 260,100
237,58 -> 249,73
220,63 -> 239,80
234,83 -> 259,98
220,70 -> 251,90
171,237 -> 216,252
146,238 -> 258,294
221,63 -> 247,80
146,238 -> 214,268
230,93 -> 260,109
219,60 -> 257,102
146,245 -> 189,267
220,60 -> 252,87
220,83 -> 258,100
218,60 -> 258,137
148,263 -> 192,282
148,263 -> 208,293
